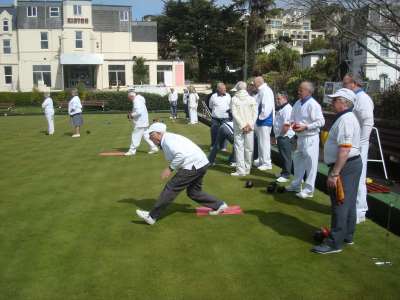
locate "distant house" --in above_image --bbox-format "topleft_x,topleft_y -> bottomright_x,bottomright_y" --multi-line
301,49 -> 335,69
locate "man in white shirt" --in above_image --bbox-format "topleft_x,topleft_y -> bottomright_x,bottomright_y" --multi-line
273,92 -> 295,183
231,81 -> 258,176
209,82 -> 231,148
286,81 -> 325,199
41,92 -> 55,135
254,76 -> 275,171
136,123 -> 228,225
125,92 -> 159,156
183,88 -> 190,120
168,88 -> 178,119
68,89 -> 83,138
312,88 -> 362,254
343,73 -> 374,223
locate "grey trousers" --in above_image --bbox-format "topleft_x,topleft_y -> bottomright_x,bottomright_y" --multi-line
277,136 -> 293,177
149,165 -> 223,220
328,157 -> 362,249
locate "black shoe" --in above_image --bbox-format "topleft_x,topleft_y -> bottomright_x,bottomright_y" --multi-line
344,239 -> 354,245
312,243 -> 342,254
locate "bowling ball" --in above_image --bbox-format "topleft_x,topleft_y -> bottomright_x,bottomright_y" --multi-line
267,182 -> 277,193
245,180 -> 254,188
277,186 -> 286,193
313,227 -> 331,243
86,130 -> 91,134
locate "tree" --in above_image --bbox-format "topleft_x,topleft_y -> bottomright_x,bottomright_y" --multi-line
232,0 -> 279,78
303,36 -> 330,52
288,0 -> 400,72
133,57 -> 149,85
157,0 -> 245,82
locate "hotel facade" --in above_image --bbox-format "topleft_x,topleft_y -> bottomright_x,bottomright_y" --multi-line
0,0 -> 185,92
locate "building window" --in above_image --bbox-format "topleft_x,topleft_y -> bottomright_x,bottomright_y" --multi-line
380,39 -> 389,57
303,22 -> 310,30
75,31 -> 83,49
3,39 -> 11,54
50,7 -> 60,17
120,11 -> 129,21
3,20 -> 9,32
40,32 -> 48,49
27,6 -> 37,17
311,34 -> 316,39
108,65 -> 126,86
73,5 -> 82,16
33,65 -> 51,87
157,65 -> 172,85
4,66 -> 12,84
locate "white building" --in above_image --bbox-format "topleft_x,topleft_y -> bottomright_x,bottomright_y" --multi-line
260,9 -> 325,54
301,49 -> 334,70
0,0 -> 185,92
347,37 -> 400,90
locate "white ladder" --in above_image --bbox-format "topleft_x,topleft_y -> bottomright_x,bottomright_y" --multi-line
368,127 -> 389,180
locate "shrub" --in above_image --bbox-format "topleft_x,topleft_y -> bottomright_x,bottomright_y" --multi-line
375,83 -> 400,120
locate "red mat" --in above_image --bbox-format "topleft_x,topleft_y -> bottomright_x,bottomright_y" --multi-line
99,151 -> 125,156
196,205 -> 243,216
367,182 -> 391,193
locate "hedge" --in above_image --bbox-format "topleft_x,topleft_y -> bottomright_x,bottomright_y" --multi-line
0,91 -> 197,111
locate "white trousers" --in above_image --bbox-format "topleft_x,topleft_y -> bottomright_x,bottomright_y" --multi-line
356,142 -> 369,215
129,126 -> 157,152
45,113 -> 54,134
255,125 -> 272,166
189,108 -> 198,124
290,134 -> 320,194
234,131 -> 254,174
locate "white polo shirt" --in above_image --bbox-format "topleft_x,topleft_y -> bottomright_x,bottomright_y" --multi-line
209,92 -> 231,119
42,97 -> 54,115
68,96 -> 82,116
290,96 -> 325,137
256,83 -> 275,121
132,94 -> 149,128
161,132 -> 209,171
353,89 -> 374,144
168,91 -> 178,103
324,111 -> 361,165
274,103 -> 294,138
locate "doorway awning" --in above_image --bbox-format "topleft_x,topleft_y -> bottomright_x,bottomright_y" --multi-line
60,53 -> 104,65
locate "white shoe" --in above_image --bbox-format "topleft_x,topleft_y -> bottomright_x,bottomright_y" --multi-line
285,185 -> 301,192
276,176 -> 289,183
209,202 -> 228,215
221,148 -> 228,152
258,164 -> 272,171
231,172 -> 246,177
148,148 -> 159,154
72,134 -> 80,138
124,150 -> 136,156
230,162 -> 237,167
169,116 -> 173,119
253,159 -> 260,167
296,191 -> 313,199
136,209 -> 156,225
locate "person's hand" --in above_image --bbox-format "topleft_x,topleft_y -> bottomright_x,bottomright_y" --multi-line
293,122 -> 307,132
327,175 -> 338,189
161,167 -> 172,180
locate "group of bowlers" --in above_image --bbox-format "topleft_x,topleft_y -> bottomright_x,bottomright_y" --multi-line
41,72 -> 374,254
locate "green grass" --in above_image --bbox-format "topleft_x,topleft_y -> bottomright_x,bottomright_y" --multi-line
0,113 -> 399,300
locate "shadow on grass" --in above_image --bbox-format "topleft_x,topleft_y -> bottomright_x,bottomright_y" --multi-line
238,178 -> 269,188
118,198 -> 195,224
63,132 -> 73,136
246,210 -> 317,243
264,191 -> 330,215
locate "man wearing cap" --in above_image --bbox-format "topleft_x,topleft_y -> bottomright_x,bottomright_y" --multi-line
209,82 -> 231,149
343,73 -> 374,223
312,88 -> 362,254
286,81 -> 325,199
230,81 -> 258,176
253,76 -> 275,171
125,91 -> 159,156
136,123 -> 228,225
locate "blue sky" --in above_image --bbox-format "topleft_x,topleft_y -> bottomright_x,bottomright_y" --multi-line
0,0 -> 236,20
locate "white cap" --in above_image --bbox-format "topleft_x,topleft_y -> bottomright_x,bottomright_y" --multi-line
148,122 -> 167,134
327,88 -> 356,104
